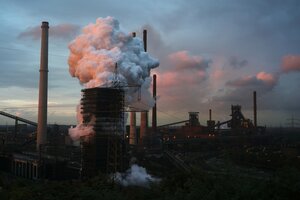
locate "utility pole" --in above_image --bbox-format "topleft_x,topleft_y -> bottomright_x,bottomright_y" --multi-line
286,115 -> 300,128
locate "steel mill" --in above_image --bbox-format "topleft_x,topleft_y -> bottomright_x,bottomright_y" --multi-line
0,21 -> 266,180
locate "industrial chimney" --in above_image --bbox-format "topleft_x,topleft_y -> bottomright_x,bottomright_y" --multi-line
140,29 -> 148,142
140,112 -> 148,142
129,32 -> 137,145
253,91 -> 257,128
143,29 -> 147,52
37,21 -> 49,151
129,111 -> 136,145
152,74 -> 157,132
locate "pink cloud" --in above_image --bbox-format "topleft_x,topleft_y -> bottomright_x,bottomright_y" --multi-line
155,51 -> 210,88
152,51 -> 211,112
226,71 -> 278,88
226,75 -> 256,87
158,71 -> 206,88
281,55 -> 300,73
229,56 -> 248,69
256,71 -> 277,86
168,51 -> 210,71
157,72 -> 177,87
211,69 -> 225,80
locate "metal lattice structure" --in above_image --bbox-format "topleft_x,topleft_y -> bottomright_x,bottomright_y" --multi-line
80,87 -> 124,177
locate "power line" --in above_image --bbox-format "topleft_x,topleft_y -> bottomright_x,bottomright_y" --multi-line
0,104 -> 77,111
286,115 -> 300,128
138,101 -> 184,122
0,46 -> 68,58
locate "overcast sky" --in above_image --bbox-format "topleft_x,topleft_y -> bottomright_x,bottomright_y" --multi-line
0,0 -> 299,126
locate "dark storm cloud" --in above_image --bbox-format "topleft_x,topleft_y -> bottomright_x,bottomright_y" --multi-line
1,0 -> 299,126
226,77 -> 261,88
0,47 -> 38,88
0,68 -> 38,88
209,85 -> 276,112
226,71 -> 278,91
18,23 -> 80,40
259,75 -> 300,112
159,0 -> 300,61
206,70 -> 280,112
0,62 -> 69,89
0,45 -> 69,89
7,0 -> 173,27
140,24 -> 169,55
137,24 -> 172,72
229,56 -> 248,69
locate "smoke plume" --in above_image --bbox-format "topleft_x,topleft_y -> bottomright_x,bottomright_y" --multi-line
114,164 -> 160,187
68,17 -> 159,140
19,23 -> 80,40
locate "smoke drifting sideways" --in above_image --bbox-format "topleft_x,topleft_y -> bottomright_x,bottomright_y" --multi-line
114,164 -> 160,188
68,17 -> 159,141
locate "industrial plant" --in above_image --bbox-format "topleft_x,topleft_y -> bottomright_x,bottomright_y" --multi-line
0,21 -> 299,187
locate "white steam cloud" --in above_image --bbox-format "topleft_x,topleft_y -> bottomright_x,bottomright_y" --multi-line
68,17 -> 159,141
114,164 -> 160,187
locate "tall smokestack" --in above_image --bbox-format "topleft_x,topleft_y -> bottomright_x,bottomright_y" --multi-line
253,91 -> 257,128
140,29 -> 148,141
209,109 -> 212,121
152,74 -> 157,131
129,32 -> 137,145
37,21 -> 49,151
129,112 -> 136,145
143,29 -> 147,52
140,111 -> 148,142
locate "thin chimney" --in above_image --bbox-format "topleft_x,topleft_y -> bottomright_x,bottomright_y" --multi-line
129,32 -> 137,145
37,21 -> 49,151
129,111 -> 136,145
152,74 -> 157,131
143,29 -> 147,52
209,109 -> 212,121
253,91 -> 257,127
140,29 -> 148,140
140,111 -> 148,142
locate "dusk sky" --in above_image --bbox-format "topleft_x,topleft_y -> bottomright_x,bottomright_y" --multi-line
0,0 -> 299,127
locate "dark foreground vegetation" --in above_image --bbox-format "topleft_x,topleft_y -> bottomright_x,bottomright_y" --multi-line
1,129 -> 299,200
1,166 -> 300,200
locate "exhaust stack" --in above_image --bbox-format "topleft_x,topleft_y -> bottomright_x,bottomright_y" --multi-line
129,32 -> 137,145
140,29 -> 148,141
253,91 -> 257,127
129,112 -> 136,145
152,74 -> 157,131
37,21 -> 49,151
143,29 -> 147,52
140,112 -> 148,142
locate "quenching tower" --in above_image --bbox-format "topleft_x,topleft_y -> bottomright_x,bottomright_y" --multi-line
80,87 -> 124,177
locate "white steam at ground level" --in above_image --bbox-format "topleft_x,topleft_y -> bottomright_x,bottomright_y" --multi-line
67,17 -> 159,141
114,164 -> 161,187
